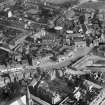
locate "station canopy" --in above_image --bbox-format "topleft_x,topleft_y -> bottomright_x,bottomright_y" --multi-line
77,1 -> 105,10
45,0 -> 73,5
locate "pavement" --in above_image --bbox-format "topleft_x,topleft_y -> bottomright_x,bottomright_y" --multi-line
32,47 -> 92,70
0,47 -> 92,74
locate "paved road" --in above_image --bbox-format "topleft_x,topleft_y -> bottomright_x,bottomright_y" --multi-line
0,47 -> 92,72
32,47 -> 92,70
0,46 -> 92,87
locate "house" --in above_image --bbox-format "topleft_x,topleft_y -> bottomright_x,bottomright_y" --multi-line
75,40 -> 86,48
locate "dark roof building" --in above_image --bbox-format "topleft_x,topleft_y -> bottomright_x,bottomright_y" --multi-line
29,78 -> 72,105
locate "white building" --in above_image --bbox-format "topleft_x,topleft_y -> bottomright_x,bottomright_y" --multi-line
75,41 -> 86,48
10,95 -> 26,105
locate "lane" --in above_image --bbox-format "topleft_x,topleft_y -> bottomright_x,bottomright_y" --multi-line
0,47 -> 92,74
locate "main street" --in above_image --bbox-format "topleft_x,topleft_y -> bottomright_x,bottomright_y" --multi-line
32,46 -> 92,70
0,46 -> 92,74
